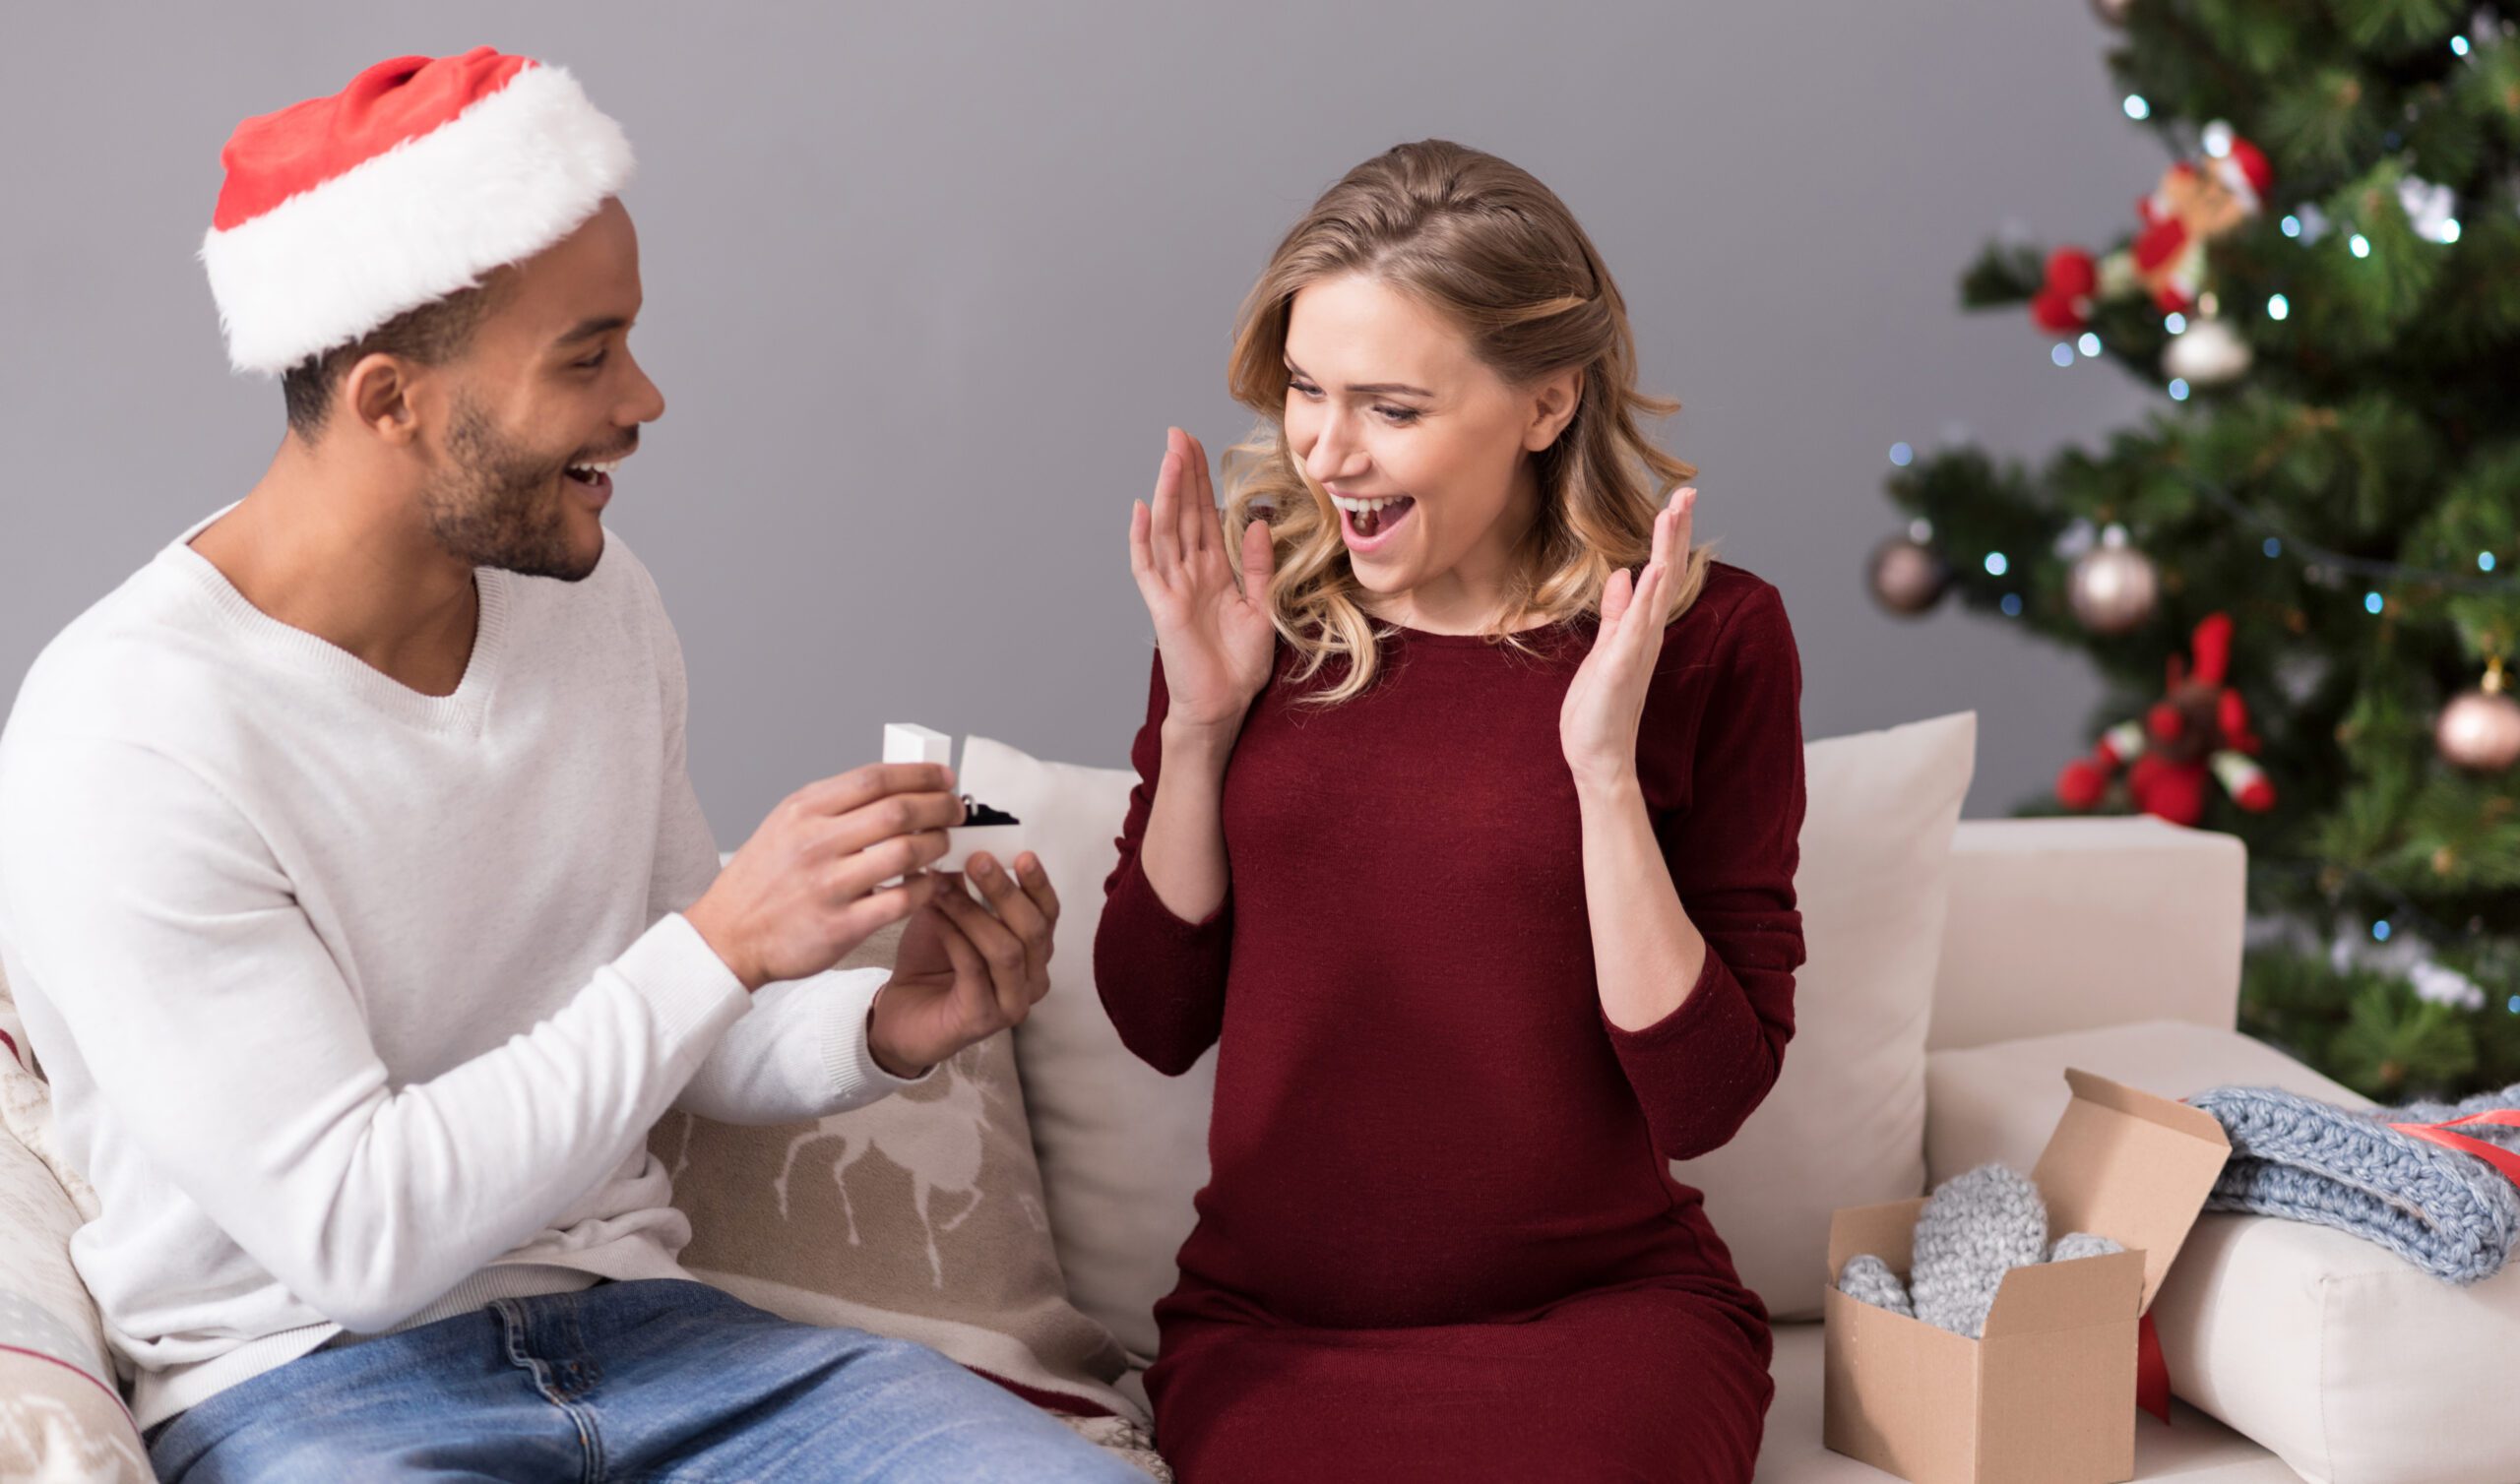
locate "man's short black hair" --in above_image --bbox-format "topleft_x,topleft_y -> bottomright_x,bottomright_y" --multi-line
280,278 -> 505,441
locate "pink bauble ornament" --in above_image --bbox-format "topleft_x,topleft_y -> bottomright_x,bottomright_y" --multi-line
2068,525 -> 2160,635
2437,661 -> 2520,774
1868,532 -> 1951,616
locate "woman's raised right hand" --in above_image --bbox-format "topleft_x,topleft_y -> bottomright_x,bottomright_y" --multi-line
1128,426 -> 1278,737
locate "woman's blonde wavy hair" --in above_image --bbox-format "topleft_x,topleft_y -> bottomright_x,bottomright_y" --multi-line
1221,138 -> 1716,707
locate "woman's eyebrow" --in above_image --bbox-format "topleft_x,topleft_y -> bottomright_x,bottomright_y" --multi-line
1284,357 -> 1431,398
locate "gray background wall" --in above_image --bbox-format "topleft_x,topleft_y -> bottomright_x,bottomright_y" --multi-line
1,2 -> 2170,837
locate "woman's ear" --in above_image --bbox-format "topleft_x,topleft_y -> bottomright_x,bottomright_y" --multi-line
1525,366 -> 1584,453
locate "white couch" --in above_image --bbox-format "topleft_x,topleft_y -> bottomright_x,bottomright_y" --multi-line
5,769 -> 2494,1482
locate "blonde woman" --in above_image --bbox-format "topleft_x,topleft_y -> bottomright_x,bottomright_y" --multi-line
1098,140 -> 1806,1481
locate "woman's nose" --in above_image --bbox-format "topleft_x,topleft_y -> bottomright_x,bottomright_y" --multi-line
1305,411 -> 1366,485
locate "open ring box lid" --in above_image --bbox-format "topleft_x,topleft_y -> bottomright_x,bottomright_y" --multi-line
1821,1068 -> 2233,1484
883,723 -> 1025,875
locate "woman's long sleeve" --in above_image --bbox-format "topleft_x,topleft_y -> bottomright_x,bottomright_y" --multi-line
1093,650 -> 1234,1077
1604,585 -> 1807,1162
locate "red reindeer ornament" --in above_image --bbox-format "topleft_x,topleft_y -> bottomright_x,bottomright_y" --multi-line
2056,612 -> 2277,827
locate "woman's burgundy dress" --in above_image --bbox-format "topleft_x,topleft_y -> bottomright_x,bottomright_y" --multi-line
1094,561 -> 1808,1483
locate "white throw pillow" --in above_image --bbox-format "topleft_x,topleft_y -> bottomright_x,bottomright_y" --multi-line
1670,710 -> 1976,1321
960,736 -> 1212,1368
1928,1019 -> 2520,1484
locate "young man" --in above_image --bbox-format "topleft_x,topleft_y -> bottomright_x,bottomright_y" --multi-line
0,49 -> 1139,1482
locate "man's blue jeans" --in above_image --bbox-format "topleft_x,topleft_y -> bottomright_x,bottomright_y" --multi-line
144,1278 -> 1148,1482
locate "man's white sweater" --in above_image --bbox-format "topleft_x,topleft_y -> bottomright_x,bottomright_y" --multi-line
0,506 -> 923,1429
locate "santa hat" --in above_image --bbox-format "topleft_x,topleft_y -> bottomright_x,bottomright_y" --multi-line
201,48 -> 633,376
2208,137 -> 2273,216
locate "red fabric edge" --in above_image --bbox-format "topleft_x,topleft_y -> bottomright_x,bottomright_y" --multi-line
0,1342 -> 138,1431
961,1363 -> 1117,1419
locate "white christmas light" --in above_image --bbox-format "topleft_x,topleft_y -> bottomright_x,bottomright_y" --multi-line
2078,332 -> 2103,357
2123,94 -> 2151,120
2443,218 -> 2462,243
2451,34 -> 2471,55
2202,120 -> 2235,157
2363,591 -> 2384,614
1889,442 -> 1914,466
1985,552 -> 2010,577
2051,342 -> 2076,367
2268,294 -> 2290,320
2281,215 -> 2301,238
2168,378 -> 2190,401
2165,311 -> 2187,333
2350,233 -> 2371,258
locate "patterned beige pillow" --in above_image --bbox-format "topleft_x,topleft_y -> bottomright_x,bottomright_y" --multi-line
0,957 -> 150,1479
652,921 -> 1166,1475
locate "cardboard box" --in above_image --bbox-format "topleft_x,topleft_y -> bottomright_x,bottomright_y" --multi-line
1821,1069 -> 2232,1484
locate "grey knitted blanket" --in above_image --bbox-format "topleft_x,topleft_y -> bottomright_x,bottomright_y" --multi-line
2186,1082 -> 2520,1284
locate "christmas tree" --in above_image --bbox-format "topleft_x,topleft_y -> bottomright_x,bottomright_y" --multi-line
1874,1 -> 2520,1102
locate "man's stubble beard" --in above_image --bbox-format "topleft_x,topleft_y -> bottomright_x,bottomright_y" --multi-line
421,396 -> 601,583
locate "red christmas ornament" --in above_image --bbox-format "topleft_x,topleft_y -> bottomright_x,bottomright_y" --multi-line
2055,612 -> 2277,826
2031,247 -> 2101,332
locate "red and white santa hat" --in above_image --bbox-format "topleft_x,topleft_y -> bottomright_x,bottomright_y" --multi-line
2208,136 -> 2274,216
201,48 -> 632,376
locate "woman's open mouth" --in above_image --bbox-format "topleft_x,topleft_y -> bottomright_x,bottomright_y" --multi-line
1334,493 -> 1416,554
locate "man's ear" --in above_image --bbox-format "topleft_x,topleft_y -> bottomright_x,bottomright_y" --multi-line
342,353 -> 423,447
1525,366 -> 1584,453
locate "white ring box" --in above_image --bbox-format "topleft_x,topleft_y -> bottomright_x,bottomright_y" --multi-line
883,723 -> 1025,876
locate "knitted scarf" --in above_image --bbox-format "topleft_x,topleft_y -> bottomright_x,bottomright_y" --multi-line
2186,1082 -> 2520,1285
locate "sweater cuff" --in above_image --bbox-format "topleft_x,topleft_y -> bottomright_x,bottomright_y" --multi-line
1113,853 -> 1229,938
819,966 -> 939,1099
1603,943 -> 1752,1052
618,913 -> 750,1049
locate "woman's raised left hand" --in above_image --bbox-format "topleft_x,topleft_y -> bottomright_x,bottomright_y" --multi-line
1559,486 -> 1695,794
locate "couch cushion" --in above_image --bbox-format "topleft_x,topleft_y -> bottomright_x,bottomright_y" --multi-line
1926,817 -> 2247,1052
1673,711 -> 1976,1320
0,958 -> 148,1475
0,1352 -> 150,1482
1927,1020 -> 2520,1484
651,918 -> 1143,1424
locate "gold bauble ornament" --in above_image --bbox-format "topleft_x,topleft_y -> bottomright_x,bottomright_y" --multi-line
2436,658 -> 2520,774
2067,524 -> 2160,635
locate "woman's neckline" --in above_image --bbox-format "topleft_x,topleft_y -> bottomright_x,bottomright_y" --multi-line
1365,610 -> 1586,649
